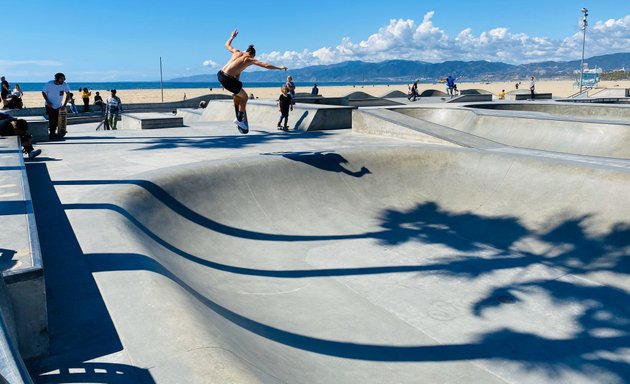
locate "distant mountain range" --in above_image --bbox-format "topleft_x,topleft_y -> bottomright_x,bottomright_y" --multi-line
171,52 -> 630,83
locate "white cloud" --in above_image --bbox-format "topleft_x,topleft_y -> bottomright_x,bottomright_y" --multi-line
202,59 -> 219,68
257,12 -> 630,68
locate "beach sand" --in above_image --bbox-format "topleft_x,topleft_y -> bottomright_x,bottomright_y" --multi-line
17,80 -> 630,108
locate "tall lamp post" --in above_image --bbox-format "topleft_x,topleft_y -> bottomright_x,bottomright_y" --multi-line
579,7 -> 588,92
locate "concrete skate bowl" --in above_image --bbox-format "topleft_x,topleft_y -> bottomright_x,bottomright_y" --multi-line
104,147 -> 630,383
467,102 -> 630,122
395,106 -> 630,159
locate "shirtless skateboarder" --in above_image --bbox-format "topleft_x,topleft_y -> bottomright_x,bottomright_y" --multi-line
217,29 -> 288,134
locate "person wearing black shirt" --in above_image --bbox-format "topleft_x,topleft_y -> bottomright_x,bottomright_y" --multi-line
277,85 -> 293,131
0,114 -> 41,159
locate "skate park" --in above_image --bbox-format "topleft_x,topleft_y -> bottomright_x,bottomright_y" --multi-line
1,90 -> 630,383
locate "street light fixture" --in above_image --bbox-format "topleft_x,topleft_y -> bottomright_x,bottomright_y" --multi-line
579,7 -> 589,92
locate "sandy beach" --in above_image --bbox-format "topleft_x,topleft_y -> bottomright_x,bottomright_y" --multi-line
16,80 -> 630,108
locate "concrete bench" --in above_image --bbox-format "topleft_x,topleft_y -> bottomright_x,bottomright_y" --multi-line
22,116 -> 48,143
121,113 -> 184,130
0,136 -> 48,363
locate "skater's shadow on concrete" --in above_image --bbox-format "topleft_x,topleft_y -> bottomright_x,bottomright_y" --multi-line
0,248 -> 17,272
263,151 -> 371,177
293,110 -> 309,131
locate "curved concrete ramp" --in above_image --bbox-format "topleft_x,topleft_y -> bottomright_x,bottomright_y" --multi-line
343,91 -> 377,100
467,102 -> 630,122
104,147 -> 629,383
392,105 -> 630,158
380,90 -> 407,98
420,89 -> 448,97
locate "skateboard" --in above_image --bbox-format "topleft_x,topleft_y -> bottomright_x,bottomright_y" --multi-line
95,115 -> 110,131
233,95 -> 249,134
57,107 -> 68,137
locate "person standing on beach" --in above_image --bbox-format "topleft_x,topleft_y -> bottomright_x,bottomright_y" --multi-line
1,77 -> 10,109
105,89 -> 123,130
81,87 -> 91,112
529,76 -> 536,100
286,75 -> 296,99
217,29 -> 288,133
42,72 -> 70,140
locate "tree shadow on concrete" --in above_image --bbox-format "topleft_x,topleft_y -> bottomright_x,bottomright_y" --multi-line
25,163 -> 153,383
48,177 -> 630,381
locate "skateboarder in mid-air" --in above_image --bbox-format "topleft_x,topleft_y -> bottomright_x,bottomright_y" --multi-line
217,29 -> 288,134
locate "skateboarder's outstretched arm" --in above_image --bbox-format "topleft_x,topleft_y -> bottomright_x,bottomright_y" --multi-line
225,29 -> 239,53
250,59 -> 287,71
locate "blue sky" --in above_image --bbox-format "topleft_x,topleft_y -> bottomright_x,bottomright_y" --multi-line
1,0 -> 629,82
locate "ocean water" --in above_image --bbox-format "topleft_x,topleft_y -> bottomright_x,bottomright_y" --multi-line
16,81 -> 405,92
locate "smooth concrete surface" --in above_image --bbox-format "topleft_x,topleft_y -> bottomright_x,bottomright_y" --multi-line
201,99 -> 353,131
378,103 -> 630,159
19,108 -> 630,384
467,101 -> 630,122
0,278 -> 33,384
121,113 -> 184,130
175,108 -> 204,123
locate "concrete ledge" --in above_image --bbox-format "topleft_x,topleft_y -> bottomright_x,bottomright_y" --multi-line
0,277 -> 33,384
6,94 -> 232,119
514,93 -> 552,100
465,102 -> 630,122
446,94 -> 493,103
176,108 -> 204,124
352,109 -> 459,146
0,137 -> 48,361
121,113 -> 184,130
21,117 -> 48,143
201,99 -> 354,131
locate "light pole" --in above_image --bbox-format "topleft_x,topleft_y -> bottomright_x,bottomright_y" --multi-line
579,7 -> 588,92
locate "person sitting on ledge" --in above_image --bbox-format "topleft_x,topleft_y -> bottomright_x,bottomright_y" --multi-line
0,113 -> 42,159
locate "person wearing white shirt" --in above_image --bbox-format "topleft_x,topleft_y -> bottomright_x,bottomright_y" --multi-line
42,73 -> 70,140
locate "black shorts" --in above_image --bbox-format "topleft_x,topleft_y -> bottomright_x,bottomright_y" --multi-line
217,71 -> 243,95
